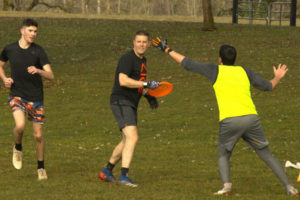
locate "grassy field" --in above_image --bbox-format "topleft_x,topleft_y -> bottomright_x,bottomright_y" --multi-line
0,16 -> 299,200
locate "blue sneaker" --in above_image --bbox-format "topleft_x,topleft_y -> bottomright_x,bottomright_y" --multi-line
98,167 -> 116,182
117,175 -> 139,188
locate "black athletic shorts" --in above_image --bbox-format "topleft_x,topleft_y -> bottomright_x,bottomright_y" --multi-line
110,103 -> 137,130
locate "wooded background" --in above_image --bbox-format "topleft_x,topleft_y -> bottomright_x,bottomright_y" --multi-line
1,0 -> 298,16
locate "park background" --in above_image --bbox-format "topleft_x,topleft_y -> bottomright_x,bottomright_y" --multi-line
0,0 -> 299,199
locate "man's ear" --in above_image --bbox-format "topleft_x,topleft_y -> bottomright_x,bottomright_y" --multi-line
218,57 -> 223,65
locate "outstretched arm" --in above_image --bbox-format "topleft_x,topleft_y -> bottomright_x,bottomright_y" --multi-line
151,37 -> 218,83
151,37 -> 185,64
168,51 -> 185,64
270,64 -> 288,89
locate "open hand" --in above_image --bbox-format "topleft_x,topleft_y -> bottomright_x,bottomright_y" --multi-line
151,37 -> 168,53
273,64 -> 288,79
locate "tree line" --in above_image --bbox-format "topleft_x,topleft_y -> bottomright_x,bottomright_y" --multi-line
1,0 -> 233,16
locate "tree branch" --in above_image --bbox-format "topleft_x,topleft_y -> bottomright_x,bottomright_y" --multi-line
27,0 -> 69,12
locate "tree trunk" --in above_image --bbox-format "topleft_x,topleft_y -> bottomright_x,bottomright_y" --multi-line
130,0 -> 133,15
15,0 -> 21,11
202,0 -> 216,31
166,0 -> 170,15
97,0 -> 101,14
143,0 -> 150,15
193,0 -> 195,16
81,0 -> 85,13
106,0 -> 110,14
186,0 -> 190,16
118,0 -> 120,14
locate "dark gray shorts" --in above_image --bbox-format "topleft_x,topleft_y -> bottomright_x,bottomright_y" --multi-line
110,103 -> 137,130
218,115 -> 269,151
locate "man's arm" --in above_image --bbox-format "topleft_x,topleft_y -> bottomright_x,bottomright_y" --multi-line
270,64 -> 288,89
119,73 -> 159,90
27,64 -> 55,80
168,50 -> 185,64
152,37 -> 218,83
0,60 -> 14,88
119,73 -> 144,88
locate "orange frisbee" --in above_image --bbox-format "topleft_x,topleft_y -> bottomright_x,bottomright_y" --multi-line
148,82 -> 173,97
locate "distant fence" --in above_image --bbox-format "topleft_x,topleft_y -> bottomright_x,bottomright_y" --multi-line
232,0 -> 297,26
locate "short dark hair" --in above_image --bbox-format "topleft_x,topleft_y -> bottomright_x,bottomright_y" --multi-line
219,45 -> 237,65
21,18 -> 38,28
134,30 -> 149,40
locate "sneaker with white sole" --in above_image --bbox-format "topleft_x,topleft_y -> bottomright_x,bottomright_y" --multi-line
286,185 -> 299,197
12,146 -> 22,170
214,183 -> 232,196
117,174 -> 139,188
37,168 -> 48,180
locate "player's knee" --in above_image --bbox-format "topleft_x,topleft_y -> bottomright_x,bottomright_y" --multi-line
14,124 -> 25,134
129,134 -> 138,144
34,134 -> 43,143
218,145 -> 231,157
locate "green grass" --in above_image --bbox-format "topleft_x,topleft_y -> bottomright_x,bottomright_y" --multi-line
0,16 -> 299,200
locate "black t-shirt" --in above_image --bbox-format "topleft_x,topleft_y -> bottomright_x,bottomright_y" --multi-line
110,50 -> 147,108
0,42 -> 50,101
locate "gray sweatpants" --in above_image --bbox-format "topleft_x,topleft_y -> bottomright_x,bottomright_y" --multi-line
218,114 -> 290,186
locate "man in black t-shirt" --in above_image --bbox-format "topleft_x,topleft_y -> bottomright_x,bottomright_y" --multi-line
0,18 -> 54,180
98,30 -> 159,187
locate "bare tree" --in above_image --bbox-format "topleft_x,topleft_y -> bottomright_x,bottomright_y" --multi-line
202,0 -> 216,31
143,0 -> 151,15
117,0 -> 120,14
97,0 -> 101,14
166,0 -> 170,15
106,0 -> 111,14
130,0 -> 132,15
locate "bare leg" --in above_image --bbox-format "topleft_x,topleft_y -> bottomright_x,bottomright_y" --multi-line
12,110 -> 26,144
121,126 -> 138,168
109,134 -> 125,165
33,123 -> 44,162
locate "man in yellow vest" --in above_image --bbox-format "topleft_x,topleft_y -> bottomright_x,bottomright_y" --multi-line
152,38 -> 299,197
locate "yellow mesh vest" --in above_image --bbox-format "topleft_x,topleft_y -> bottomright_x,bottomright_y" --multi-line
213,65 -> 257,121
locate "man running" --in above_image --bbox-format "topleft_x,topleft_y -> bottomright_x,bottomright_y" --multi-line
0,18 -> 54,180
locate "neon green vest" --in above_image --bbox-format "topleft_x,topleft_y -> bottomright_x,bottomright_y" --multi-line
213,65 -> 257,121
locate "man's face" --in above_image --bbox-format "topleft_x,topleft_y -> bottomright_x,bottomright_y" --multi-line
133,35 -> 150,57
20,26 -> 37,44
